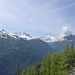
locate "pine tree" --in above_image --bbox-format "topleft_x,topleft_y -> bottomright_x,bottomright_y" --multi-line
15,61 -> 21,75
40,54 -> 51,75
50,53 -> 61,75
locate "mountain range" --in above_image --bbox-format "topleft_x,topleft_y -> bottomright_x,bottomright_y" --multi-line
0,29 -> 72,42
0,29 -> 75,75
0,29 -> 75,52
0,29 -> 55,75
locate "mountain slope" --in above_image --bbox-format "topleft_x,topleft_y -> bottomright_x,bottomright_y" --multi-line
49,34 -> 75,53
0,37 -> 54,75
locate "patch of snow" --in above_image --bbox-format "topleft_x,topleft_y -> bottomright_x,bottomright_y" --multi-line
40,35 -> 56,42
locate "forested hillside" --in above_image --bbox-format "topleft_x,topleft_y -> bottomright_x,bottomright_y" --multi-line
22,46 -> 75,75
0,38 -> 54,75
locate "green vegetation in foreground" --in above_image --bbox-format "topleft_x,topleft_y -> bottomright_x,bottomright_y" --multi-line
22,46 -> 75,75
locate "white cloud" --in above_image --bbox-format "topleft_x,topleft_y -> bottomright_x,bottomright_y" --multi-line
35,0 -> 58,11
61,26 -> 72,36
55,26 -> 72,40
42,2 -> 75,16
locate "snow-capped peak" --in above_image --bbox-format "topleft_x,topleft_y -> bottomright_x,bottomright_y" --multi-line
13,32 -> 32,40
0,29 -> 33,40
0,29 -> 8,34
0,29 -> 19,39
0,29 -> 74,42
40,35 -> 56,42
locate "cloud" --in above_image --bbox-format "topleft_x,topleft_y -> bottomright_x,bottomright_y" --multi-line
17,0 -> 35,11
61,26 -> 72,36
0,10 -> 17,21
36,0 -> 58,10
55,26 -> 72,40
42,2 -> 75,16
26,0 -> 59,17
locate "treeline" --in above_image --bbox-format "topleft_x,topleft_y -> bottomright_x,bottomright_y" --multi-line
21,46 -> 75,75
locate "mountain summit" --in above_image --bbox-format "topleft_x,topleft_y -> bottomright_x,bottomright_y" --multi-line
14,32 -> 32,40
40,35 -> 56,42
0,29 -> 11,39
0,29 -> 32,40
0,29 -> 74,42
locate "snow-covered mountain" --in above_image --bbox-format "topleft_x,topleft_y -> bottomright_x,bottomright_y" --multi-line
63,34 -> 75,41
0,29 -> 18,39
13,32 -> 32,40
0,29 -> 74,42
40,34 -> 75,43
0,29 -> 33,40
0,29 -> 66,42
0,29 -> 58,42
40,35 -> 56,42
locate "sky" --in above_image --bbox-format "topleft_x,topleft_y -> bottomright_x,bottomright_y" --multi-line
0,0 -> 75,37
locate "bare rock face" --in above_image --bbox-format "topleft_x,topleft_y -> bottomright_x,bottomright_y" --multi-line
70,69 -> 75,75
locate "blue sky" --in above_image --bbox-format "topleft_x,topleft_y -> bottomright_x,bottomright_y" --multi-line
0,0 -> 75,37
